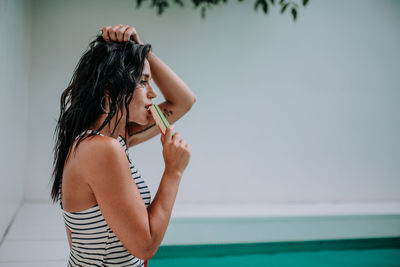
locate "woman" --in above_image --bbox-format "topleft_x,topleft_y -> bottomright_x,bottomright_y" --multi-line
50,24 -> 196,266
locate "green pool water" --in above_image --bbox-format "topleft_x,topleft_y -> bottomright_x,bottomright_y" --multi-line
148,238 -> 400,267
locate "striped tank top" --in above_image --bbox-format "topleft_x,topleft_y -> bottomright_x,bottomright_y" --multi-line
58,130 -> 151,267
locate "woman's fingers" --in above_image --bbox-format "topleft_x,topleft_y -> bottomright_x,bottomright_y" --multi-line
185,143 -> 191,151
123,28 -> 134,42
102,24 -> 142,44
102,26 -> 112,41
109,24 -> 120,41
179,139 -> 187,149
124,27 -> 136,42
164,125 -> 174,144
160,132 -> 165,144
116,25 -> 129,42
131,30 -> 143,44
172,132 -> 181,143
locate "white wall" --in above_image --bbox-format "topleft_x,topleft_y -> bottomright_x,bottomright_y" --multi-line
0,0 -> 31,239
25,0 -> 400,206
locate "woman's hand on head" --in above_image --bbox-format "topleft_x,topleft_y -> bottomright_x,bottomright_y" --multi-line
102,24 -> 143,44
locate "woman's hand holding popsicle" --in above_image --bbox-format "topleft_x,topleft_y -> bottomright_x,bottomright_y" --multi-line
160,125 -> 191,179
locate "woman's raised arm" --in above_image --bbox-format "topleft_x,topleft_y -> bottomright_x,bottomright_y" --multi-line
127,50 -> 196,147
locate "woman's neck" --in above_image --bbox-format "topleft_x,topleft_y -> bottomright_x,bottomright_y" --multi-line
87,113 -> 126,139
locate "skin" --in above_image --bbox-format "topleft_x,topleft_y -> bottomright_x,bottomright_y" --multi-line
61,24 -> 196,252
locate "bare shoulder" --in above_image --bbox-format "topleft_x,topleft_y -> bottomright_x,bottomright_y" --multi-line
70,135 -> 128,182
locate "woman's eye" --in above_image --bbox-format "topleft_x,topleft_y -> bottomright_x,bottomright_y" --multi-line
140,80 -> 147,84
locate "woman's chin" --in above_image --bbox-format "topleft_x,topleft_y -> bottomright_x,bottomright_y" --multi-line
129,117 -> 149,126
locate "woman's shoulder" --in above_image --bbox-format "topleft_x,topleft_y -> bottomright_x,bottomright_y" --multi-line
70,135 -> 124,165
69,135 -> 128,180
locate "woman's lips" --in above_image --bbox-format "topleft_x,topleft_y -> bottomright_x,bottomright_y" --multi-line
145,106 -> 152,115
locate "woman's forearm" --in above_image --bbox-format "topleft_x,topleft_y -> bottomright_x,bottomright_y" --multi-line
147,51 -> 196,110
146,170 -> 182,258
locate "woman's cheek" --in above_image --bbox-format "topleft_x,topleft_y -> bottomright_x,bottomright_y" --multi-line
129,103 -> 135,117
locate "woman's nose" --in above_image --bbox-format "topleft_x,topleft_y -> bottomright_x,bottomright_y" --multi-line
148,85 -> 157,99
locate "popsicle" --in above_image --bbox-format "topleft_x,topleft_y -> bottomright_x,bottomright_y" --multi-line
149,104 -> 174,136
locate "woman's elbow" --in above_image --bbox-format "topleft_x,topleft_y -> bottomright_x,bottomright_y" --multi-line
143,243 -> 159,261
144,250 -> 156,261
173,92 -> 196,113
186,93 -> 196,111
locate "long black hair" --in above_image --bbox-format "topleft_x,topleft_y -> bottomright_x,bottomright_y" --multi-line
50,34 -> 152,203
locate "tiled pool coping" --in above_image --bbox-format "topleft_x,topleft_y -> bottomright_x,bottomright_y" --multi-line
154,237 -> 400,258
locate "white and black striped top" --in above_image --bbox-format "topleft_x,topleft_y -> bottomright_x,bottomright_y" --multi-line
58,130 -> 151,267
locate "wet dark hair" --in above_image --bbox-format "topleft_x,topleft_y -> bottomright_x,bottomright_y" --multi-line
50,34 -> 152,203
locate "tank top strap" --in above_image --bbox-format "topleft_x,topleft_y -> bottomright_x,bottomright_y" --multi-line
117,135 -> 132,164
74,129 -> 105,140
58,182 -> 63,209
75,130 -> 127,151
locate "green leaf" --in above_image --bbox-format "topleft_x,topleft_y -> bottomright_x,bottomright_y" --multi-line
280,3 -> 289,13
302,0 -> 309,6
201,6 -> 206,19
254,0 -> 261,12
270,0 -> 275,5
254,0 -> 268,14
291,7 -> 297,20
174,0 -> 184,7
263,2 -> 269,14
